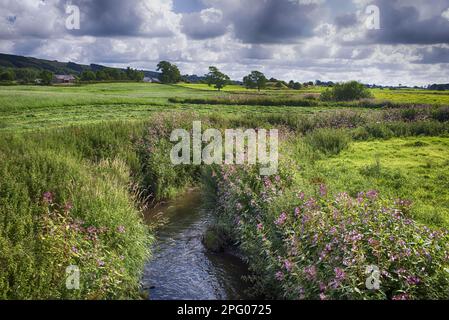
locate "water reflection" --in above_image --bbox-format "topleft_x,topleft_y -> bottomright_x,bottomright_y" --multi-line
142,191 -> 249,300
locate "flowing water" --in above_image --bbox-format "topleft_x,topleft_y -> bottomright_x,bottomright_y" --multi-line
142,191 -> 249,300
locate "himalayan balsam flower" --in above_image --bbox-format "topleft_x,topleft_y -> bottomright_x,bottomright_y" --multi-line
406,276 -> 421,286
275,212 -> 288,226
366,190 -> 379,200
43,192 -> 53,204
392,293 -> 409,300
319,184 -> 327,197
284,260 -> 294,272
334,267 -> 346,282
257,223 -> 263,231
294,207 -> 300,217
275,271 -> 285,281
304,265 -> 317,280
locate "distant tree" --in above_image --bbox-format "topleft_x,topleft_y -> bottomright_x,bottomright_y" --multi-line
292,82 -> 302,90
205,66 -> 230,91
321,81 -> 373,101
15,68 -> 38,83
105,68 -> 121,80
125,67 -> 144,81
157,61 -> 181,84
243,71 -> 267,91
80,70 -> 96,82
39,70 -> 54,85
0,69 -> 15,82
95,70 -> 109,81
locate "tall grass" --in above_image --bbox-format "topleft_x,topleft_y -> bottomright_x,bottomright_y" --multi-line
304,129 -> 350,155
0,122 -> 151,299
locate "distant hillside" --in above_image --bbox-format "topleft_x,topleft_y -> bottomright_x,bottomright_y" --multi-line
0,53 -> 160,78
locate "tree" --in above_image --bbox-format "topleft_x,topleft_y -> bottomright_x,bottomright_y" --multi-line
39,70 -> 54,85
95,70 -> 109,81
321,81 -> 373,101
243,71 -> 267,91
157,61 -> 181,84
205,66 -> 230,91
0,69 -> 15,82
80,70 -> 96,82
288,80 -> 302,90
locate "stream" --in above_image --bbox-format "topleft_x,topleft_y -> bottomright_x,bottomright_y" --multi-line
142,191 -> 249,300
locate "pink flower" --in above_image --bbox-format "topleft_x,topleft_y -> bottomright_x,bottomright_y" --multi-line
275,212 -> 288,226
284,260 -> 294,272
392,293 -> 409,300
319,184 -> 327,197
304,265 -> 317,280
257,223 -> 263,231
366,190 -> 379,200
275,271 -> 285,281
117,226 -> 126,233
294,207 -> 301,217
43,192 -> 53,204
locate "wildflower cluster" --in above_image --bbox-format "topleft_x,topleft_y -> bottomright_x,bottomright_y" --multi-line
211,166 -> 449,300
39,192 -> 132,299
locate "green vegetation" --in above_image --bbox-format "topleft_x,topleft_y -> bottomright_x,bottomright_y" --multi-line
157,61 -> 181,84
321,81 -> 374,101
0,123 -> 152,299
243,71 -> 267,91
205,66 -> 230,91
1,82 -> 449,300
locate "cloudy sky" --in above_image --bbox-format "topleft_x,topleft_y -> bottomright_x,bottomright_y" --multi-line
1,0 -> 449,86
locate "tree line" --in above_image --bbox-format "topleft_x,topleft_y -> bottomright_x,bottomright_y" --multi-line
0,66 -> 144,85
156,61 -> 304,91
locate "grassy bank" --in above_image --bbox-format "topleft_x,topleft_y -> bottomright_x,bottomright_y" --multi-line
0,122 -> 152,299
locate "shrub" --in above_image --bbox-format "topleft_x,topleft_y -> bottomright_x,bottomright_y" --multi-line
432,106 -> 449,122
304,128 -> 350,155
209,165 -> 449,300
137,112 -> 202,201
321,81 -> 373,102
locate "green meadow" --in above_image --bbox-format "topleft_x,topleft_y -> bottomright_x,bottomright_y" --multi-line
1,82 -> 449,299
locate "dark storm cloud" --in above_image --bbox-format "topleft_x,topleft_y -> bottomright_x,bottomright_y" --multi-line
334,13 -> 358,29
58,0 -> 174,37
414,46 -> 449,64
181,10 -> 228,40
358,0 -> 449,45
240,45 -> 274,60
179,0 -> 323,44
55,0 -> 142,37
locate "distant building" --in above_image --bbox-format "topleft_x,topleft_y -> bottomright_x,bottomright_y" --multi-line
143,77 -> 161,83
53,74 -> 76,84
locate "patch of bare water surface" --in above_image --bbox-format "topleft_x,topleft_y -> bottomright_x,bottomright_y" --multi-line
142,191 -> 249,300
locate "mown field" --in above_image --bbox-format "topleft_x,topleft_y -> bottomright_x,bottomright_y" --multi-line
0,82 -> 448,300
